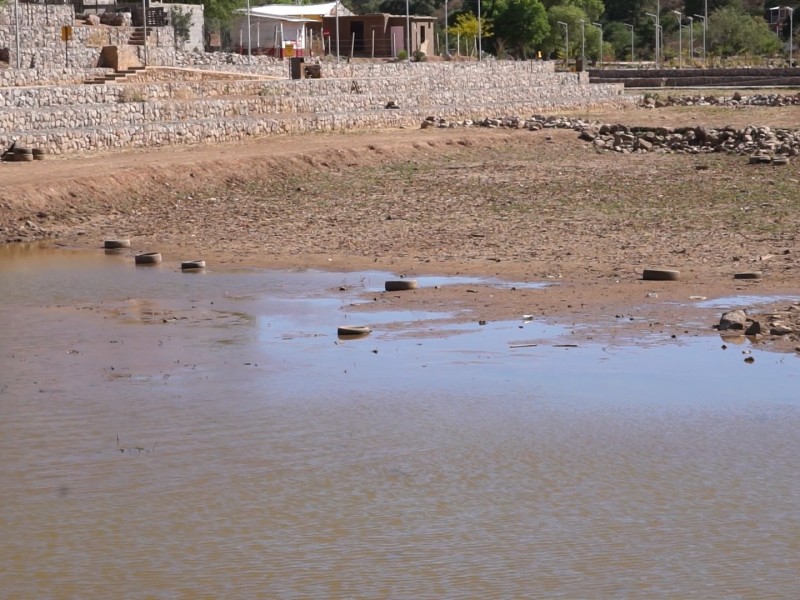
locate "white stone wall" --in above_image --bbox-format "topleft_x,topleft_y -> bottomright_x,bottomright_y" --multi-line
0,61 -> 632,155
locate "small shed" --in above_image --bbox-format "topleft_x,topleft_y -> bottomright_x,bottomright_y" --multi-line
231,3 -> 353,57
321,14 -> 436,59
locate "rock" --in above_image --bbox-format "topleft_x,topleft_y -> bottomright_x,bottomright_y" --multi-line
770,324 -> 793,335
719,309 -> 747,331
744,320 -> 762,335
86,14 -> 100,25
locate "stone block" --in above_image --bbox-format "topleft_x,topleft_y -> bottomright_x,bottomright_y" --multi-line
100,46 -> 142,71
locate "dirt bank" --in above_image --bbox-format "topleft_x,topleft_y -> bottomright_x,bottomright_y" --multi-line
2,103 -> 800,353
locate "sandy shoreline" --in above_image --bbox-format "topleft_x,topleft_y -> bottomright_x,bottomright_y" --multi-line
2,106 -> 800,352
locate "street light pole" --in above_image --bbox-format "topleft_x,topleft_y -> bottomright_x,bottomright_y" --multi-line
694,14 -> 706,63
673,10 -> 682,68
591,22 -> 603,68
336,0 -> 341,62
246,0 -> 251,64
444,0 -> 449,56
624,23 -> 634,64
142,0 -> 148,66
13,0 -> 20,68
788,7 -> 795,67
687,16 -> 693,64
557,21 -> 569,69
646,12 -> 659,66
405,0 -> 411,62
580,19 -> 585,70
477,0 -> 482,61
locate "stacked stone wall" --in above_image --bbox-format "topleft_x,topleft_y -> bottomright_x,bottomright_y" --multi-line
0,5 -> 176,69
1,36 -> 632,155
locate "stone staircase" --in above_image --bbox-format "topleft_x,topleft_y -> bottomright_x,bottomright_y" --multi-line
128,27 -> 149,47
84,66 -> 148,85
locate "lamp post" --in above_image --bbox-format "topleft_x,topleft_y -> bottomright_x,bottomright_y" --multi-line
557,21 -> 569,69
13,0 -> 20,68
687,16 -> 693,63
477,0 -> 482,61
624,23 -> 635,64
646,12 -> 659,66
591,22 -> 603,68
580,19 -> 585,70
405,0 -> 411,62
142,0 -> 148,66
694,14 -> 706,63
788,7 -> 795,67
246,0 -> 251,64
336,0 -> 341,62
445,0 -> 449,56
673,10 -> 682,68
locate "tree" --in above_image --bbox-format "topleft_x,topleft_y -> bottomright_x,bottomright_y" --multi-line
543,4 -> 598,60
171,7 -> 194,51
707,6 -> 781,57
448,12 -> 494,55
540,0 -> 605,22
180,0 -> 242,25
493,0 -> 550,58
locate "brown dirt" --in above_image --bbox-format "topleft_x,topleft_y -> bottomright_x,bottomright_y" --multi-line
2,101 -> 800,353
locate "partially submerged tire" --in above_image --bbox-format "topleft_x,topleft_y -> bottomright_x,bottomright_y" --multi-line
734,271 -> 762,280
181,260 -> 206,270
642,268 -> 680,281
104,239 -> 131,249
135,252 -> 162,265
337,325 -> 371,337
385,279 -> 419,292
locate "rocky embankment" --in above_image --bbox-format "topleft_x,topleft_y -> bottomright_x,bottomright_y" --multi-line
422,113 -> 799,162
640,92 -> 800,108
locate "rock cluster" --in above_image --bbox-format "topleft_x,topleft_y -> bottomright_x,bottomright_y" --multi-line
421,114 -> 596,131
421,114 -> 798,161
576,122 -> 800,160
717,305 -> 800,342
641,92 -> 800,108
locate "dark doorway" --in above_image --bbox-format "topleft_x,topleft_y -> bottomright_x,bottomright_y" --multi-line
351,21 -> 365,53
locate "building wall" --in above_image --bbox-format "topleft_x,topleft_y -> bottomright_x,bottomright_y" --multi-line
153,3 -> 204,52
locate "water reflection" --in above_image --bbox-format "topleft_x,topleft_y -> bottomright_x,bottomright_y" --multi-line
1,245 -> 798,599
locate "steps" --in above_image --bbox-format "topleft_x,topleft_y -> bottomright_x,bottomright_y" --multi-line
128,27 -> 149,47
84,67 -> 147,85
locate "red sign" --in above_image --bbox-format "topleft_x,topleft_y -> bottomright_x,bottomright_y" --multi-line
323,30 -> 330,36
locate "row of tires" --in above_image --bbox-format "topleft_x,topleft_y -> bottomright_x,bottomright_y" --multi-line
1,147 -> 45,162
104,239 -> 204,270
339,278 -> 419,338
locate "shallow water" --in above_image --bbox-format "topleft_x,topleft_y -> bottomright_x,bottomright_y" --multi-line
1,246 -> 799,599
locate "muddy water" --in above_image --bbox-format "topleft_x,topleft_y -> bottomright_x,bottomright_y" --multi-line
1,246 -> 799,599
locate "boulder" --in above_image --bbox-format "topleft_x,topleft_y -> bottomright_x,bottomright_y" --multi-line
719,309 -> 747,331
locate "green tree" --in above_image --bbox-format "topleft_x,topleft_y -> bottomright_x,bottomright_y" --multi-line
170,7 -> 194,50
540,0 -> 605,22
180,0 -> 243,25
449,12 -> 494,55
543,4 -> 598,60
493,0 -> 550,58
707,6 -> 781,57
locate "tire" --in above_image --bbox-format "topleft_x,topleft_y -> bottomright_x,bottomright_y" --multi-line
181,260 -> 206,270
32,148 -> 45,161
385,279 -> 419,292
135,252 -> 162,265
14,147 -> 33,156
734,271 -> 762,280
642,268 -> 680,281
337,325 -> 371,337
104,239 -> 131,249
13,153 -> 33,162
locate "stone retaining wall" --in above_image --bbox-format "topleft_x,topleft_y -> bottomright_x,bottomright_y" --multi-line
1,54 -> 632,155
